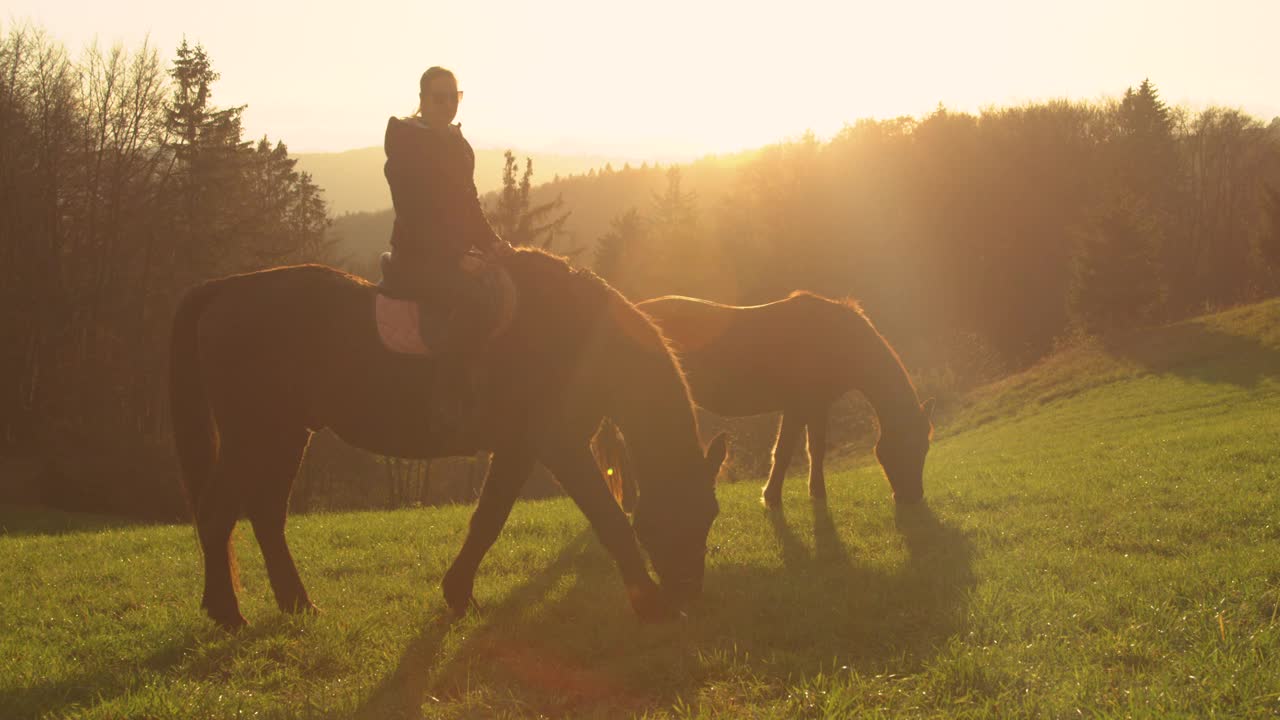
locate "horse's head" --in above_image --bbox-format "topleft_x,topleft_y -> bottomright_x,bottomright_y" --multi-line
874,398 -> 935,504
631,432 -> 727,609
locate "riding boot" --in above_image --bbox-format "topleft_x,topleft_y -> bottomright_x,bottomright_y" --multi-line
418,304 -> 468,435
418,260 -> 491,437
417,300 -> 454,353
428,352 -> 484,437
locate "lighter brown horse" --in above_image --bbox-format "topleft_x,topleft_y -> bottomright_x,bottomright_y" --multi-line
608,292 -> 933,508
169,249 -> 726,630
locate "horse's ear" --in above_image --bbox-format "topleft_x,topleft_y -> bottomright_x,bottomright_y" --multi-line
921,397 -> 936,420
705,432 -> 729,475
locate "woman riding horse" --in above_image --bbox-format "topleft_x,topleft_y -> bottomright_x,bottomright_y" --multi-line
170,251 -> 726,629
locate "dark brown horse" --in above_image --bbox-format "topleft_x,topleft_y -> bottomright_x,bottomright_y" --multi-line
605,292 -> 933,508
169,249 -> 726,630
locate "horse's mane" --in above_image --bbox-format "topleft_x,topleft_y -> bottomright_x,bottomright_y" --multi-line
507,248 -> 692,390
787,289 -> 865,316
511,248 -> 668,333
508,250 -> 704,463
785,290 -> 919,399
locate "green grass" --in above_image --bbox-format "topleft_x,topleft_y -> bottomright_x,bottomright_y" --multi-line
4,300 -> 1280,718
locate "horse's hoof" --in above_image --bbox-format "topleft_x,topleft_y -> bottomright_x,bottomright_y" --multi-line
444,595 -> 469,617
442,570 -> 475,617
284,600 -> 320,615
628,583 -> 679,623
211,612 -> 249,632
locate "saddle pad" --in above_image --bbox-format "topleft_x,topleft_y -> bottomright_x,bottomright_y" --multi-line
376,294 -> 432,355
375,264 -> 519,356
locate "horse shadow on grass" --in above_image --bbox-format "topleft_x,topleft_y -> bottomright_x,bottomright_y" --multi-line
1102,322 -> 1280,388
6,502 -> 974,718
357,501 -> 975,718
3,601 -> 375,717
0,621 -> 258,717
352,529 -> 609,719
743,500 -> 975,675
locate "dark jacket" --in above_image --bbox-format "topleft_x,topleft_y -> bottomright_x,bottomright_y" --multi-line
383,117 -> 500,292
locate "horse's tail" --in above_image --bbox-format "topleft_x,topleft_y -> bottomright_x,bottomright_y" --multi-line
169,280 -> 222,519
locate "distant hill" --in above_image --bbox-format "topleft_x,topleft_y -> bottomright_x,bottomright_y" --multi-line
295,145 -> 650,216
326,149 -> 759,278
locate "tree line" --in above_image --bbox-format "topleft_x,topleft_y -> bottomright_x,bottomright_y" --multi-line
4,23 -> 1278,517
336,85 -> 1280,376
0,28 -> 576,517
0,28 -> 330,515
581,84 -> 1280,371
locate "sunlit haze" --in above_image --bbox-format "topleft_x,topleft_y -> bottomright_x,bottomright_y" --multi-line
6,0 -> 1278,159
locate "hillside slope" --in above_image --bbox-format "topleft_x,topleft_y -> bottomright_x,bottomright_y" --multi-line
949,297 -> 1280,434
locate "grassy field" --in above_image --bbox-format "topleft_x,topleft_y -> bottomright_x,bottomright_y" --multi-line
3,301 -> 1279,719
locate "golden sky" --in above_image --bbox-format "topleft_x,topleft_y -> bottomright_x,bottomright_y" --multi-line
6,0 -> 1277,159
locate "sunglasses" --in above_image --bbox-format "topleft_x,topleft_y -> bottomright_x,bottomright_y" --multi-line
427,90 -> 463,105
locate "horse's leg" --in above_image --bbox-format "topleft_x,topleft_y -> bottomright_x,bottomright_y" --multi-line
197,444 -> 248,630
762,411 -> 805,509
541,445 -> 672,621
245,427 -> 316,614
442,449 -> 536,615
806,406 -> 830,501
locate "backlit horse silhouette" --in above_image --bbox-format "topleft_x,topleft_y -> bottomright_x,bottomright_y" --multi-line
599,293 -> 933,509
169,250 -> 726,629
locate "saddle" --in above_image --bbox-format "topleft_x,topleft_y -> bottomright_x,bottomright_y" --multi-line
375,252 -> 518,356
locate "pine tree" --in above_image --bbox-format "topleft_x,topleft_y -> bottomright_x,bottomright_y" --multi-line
1113,79 -> 1179,206
645,166 -> 703,295
1109,78 -> 1181,314
165,40 -> 245,160
651,166 -> 698,233
488,150 -> 575,255
593,208 -> 646,291
1118,79 -> 1173,143
163,39 -> 251,276
1068,195 -> 1165,335
163,41 -> 329,277
243,137 -> 332,262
